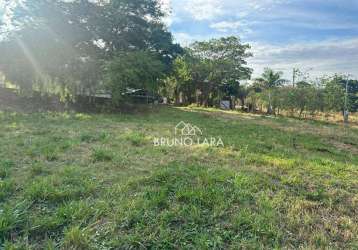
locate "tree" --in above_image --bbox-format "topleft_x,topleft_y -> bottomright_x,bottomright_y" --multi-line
324,75 -> 345,114
0,0 -> 104,95
292,81 -> 315,117
347,79 -> 358,112
256,68 -> 286,114
162,54 -> 196,105
0,0 -> 181,101
236,85 -> 249,111
190,36 -> 253,107
104,51 -> 165,102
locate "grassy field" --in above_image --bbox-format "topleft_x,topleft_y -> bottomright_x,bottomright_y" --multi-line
1,106 -> 358,249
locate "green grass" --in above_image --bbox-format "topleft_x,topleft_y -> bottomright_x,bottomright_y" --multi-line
91,147 -> 114,162
0,106 -> 357,249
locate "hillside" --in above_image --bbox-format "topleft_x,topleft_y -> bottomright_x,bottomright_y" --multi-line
1,106 -> 358,249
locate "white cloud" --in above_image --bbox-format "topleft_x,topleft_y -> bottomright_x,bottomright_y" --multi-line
182,0 -> 223,21
159,0 -> 176,26
177,0 -> 291,21
210,21 -> 242,32
209,20 -> 253,36
173,32 -> 221,46
248,38 -> 358,79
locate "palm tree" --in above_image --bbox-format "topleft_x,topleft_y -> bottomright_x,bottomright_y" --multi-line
256,68 -> 286,114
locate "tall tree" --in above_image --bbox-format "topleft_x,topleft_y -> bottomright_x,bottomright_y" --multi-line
256,68 -> 286,114
190,36 -> 253,107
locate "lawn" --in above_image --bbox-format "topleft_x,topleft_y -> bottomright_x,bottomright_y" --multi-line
0,106 -> 358,249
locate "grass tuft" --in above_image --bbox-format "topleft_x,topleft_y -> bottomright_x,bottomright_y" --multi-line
25,167 -> 96,203
42,146 -> 59,162
91,147 -> 113,162
63,226 -> 91,250
0,160 -> 14,179
0,179 -> 15,201
30,164 -> 47,176
0,202 -> 27,242
124,131 -> 147,146
80,133 -> 97,143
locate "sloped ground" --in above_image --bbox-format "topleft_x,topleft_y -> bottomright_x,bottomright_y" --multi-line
0,106 -> 357,249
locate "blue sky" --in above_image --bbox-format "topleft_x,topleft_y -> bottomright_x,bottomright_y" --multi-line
162,0 -> 358,79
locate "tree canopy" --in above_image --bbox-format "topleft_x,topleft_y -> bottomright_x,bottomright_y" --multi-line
0,0 -> 181,98
164,37 -> 253,106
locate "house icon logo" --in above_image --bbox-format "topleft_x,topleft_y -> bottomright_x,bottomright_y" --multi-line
175,121 -> 203,136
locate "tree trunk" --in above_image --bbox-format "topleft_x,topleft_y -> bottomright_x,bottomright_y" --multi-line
240,97 -> 245,111
343,110 -> 349,124
299,108 -> 304,118
267,90 -> 273,114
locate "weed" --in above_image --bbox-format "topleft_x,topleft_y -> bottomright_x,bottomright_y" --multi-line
42,146 -> 59,162
124,131 -> 147,146
25,168 -> 96,203
80,133 -> 97,143
0,160 -> 14,179
0,202 -> 27,241
0,179 -> 15,201
63,226 -> 91,250
30,164 -> 46,176
91,147 -> 113,162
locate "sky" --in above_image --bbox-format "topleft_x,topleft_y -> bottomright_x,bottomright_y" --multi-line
162,0 -> 358,80
1,0 -> 358,80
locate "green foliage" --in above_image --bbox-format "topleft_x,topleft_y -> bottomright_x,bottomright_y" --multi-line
0,179 -> 15,202
123,131 -> 147,146
161,55 -> 196,104
165,37 -> 253,106
80,133 -> 97,143
42,146 -> 59,162
256,68 -> 286,89
0,160 -> 14,179
324,76 -> 345,112
91,147 -> 113,162
0,0 -> 179,100
255,68 -> 287,114
104,51 -> 165,102
63,226 -> 91,250
241,71 -> 358,118
30,164 -> 47,177
25,167 -> 96,203
0,202 -> 27,242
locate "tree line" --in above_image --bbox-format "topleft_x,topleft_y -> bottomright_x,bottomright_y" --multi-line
241,70 -> 358,118
0,0 -> 357,120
